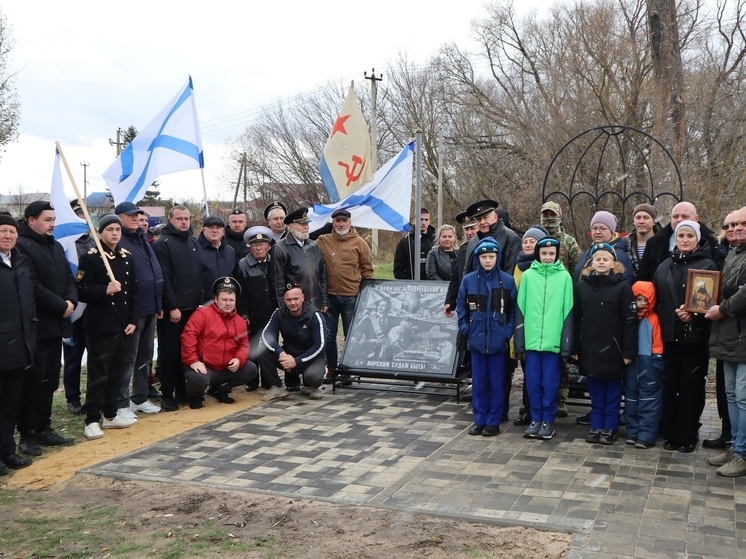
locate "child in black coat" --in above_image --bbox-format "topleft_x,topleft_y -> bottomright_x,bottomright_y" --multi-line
573,243 -> 637,444
77,214 -> 139,440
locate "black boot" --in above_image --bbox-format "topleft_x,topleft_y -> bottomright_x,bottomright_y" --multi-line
18,435 -> 43,456
208,386 -> 235,404
703,434 -> 729,449
36,428 -> 74,446
2,453 -> 32,469
161,396 -> 179,412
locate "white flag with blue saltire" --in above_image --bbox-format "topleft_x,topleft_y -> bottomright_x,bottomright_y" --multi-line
319,83 -> 373,202
103,77 -> 204,206
50,147 -> 89,322
50,148 -> 88,274
309,142 -> 413,232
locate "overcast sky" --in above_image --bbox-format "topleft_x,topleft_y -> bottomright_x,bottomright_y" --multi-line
0,0 -> 549,205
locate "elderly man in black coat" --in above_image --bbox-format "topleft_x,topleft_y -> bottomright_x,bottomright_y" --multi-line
0,214 -> 37,471
15,201 -> 78,456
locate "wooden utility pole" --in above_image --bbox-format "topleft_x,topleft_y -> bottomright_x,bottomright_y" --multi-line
364,68 -> 383,256
231,153 -> 247,210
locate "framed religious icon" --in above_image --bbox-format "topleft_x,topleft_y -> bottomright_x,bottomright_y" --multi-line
684,269 -> 721,313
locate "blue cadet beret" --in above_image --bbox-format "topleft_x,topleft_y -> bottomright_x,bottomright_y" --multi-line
536,237 -> 560,250
589,242 -> 617,260
474,238 -> 501,256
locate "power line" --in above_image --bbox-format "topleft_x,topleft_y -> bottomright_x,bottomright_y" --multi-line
198,60 -> 455,136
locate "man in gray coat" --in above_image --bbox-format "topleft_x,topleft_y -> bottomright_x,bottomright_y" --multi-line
706,206 -> 746,477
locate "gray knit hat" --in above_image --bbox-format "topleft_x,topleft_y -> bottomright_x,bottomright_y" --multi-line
522,225 -> 549,242
97,214 -> 122,233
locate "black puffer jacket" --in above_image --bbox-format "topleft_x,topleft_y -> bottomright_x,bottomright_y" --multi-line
0,248 -> 37,370
154,223 -> 204,312
573,265 -> 637,379
197,233 -> 236,297
16,221 -> 77,340
653,246 -> 717,344
224,227 -> 249,260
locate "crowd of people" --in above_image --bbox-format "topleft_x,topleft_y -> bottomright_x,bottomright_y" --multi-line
450,198 -> 745,479
0,195 -> 744,481
0,199 -> 372,473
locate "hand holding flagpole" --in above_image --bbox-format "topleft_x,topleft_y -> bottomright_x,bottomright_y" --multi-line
55,141 -> 116,282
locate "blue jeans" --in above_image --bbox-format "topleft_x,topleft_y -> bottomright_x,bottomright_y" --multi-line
325,295 -> 357,369
63,318 -> 86,403
723,361 -> 746,458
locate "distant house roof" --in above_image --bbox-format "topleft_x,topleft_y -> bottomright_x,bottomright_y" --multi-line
86,192 -> 113,208
139,206 -> 165,217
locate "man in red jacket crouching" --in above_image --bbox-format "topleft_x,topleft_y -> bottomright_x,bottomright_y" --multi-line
181,276 -> 258,409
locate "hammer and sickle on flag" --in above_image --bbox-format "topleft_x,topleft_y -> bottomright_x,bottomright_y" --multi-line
319,83 -> 373,202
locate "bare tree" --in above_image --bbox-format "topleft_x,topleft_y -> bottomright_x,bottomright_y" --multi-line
222,0 -> 746,235
231,87 -> 348,206
682,0 -> 746,220
647,0 -> 688,162
0,9 -> 20,156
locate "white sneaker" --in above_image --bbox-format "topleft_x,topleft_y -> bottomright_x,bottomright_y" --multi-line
130,399 -> 161,414
309,387 -> 323,400
262,385 -> 290,402
102,415 -> 137,429
84,422 -> 104,440
117,407 -> 138,421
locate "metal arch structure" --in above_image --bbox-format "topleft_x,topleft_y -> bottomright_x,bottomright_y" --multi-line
541,125 -> 683,246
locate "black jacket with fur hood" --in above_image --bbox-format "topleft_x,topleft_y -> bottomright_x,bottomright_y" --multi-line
573,262 -> 637,379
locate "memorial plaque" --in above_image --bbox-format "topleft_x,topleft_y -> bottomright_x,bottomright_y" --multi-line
340,279 -> 460,380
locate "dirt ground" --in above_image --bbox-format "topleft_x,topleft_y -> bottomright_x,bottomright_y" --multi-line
1,388 -> 572,558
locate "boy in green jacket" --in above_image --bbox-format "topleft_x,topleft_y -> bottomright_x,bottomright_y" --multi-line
515,238 -> 574,440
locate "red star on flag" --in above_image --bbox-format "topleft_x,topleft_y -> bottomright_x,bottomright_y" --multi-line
331,113 -> 350,137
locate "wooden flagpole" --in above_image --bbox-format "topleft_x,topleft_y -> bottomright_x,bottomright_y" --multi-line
55,141 -> 116,282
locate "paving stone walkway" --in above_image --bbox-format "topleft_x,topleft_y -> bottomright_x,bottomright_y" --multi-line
83,386 -> 745,558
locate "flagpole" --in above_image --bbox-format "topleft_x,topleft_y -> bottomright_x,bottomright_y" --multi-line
414,130 -> 423,281
366,70 -> 382,257
200,168 -> 210,217
56,142 -> 116,282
